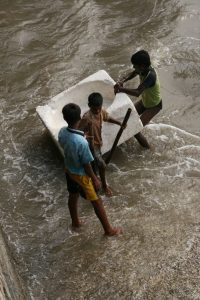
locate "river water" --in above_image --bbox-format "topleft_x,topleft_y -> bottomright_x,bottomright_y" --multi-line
0,0 -> 200,299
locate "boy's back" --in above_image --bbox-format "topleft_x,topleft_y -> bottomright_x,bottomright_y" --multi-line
58,126 -> 93,175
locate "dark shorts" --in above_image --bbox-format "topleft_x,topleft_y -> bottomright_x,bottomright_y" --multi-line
65,173 -> 98,201
135,100 -> 162,126
65,173 -> 83,195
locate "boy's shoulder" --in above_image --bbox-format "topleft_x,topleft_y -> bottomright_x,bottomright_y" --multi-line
101,107 -> 107,113
101,107 -> 109,121
83,107 -> 108,117
141,66 -> 157,88
59,127 -> 85,140
82,110 -> 91,119
58,126 -> 67,136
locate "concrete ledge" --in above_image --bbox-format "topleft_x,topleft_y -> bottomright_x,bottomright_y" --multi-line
0,228 -> 27,300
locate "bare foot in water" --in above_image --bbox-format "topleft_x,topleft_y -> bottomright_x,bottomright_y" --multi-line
72,219 -> 85,229
103,185 -> 113,197
105,227 -> 123,236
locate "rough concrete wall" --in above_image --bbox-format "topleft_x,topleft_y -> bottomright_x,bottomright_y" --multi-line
0,228 -> 27,300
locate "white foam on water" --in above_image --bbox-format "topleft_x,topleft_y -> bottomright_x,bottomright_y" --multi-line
147,123 -> 200,140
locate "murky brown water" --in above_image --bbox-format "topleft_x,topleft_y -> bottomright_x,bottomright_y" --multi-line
0,0 -> 200,299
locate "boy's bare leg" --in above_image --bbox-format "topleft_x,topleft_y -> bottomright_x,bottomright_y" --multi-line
91,198 -> 122,236
68,193 -> 82,228
134,100 -> 161,149
99,165 -> 113,197
140,106 -> 161,126
134,132 -> 150,149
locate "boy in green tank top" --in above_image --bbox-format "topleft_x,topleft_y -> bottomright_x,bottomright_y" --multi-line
114,50 -> 162,148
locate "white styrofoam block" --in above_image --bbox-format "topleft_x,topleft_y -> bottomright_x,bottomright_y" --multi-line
36,70 -> 143,155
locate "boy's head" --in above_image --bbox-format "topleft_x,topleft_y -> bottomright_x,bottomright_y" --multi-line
62,103 -> 81,126
131,50 -> 151,72
88,92 -> 103,115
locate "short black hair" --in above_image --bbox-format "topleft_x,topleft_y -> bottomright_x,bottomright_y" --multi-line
131,50 -> 151,67
88,92 -> 103,107
62,103 -> 81,126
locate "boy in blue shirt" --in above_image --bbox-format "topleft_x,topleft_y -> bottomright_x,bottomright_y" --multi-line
58,103 -> 122,236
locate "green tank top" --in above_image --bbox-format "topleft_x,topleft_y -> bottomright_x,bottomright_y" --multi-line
139,68 -> 161,108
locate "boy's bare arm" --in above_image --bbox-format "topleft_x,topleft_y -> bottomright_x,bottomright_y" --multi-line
107,117 -> 122,126
114,70 -> 138,94
115,83 -> 146,97
117,70 -> 137,84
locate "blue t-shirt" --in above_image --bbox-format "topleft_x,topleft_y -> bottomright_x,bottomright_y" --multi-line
58,127 -> 94,175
